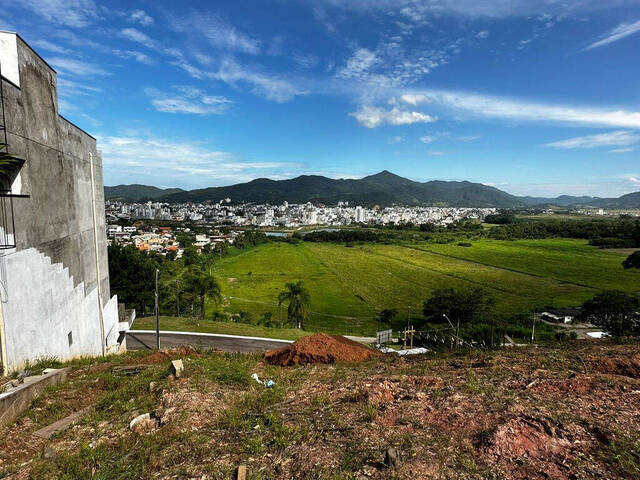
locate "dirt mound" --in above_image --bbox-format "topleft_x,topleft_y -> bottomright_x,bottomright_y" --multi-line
264,333 -> 382,366
588,354 -> 640,378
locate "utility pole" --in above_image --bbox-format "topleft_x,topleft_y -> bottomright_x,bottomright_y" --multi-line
456,317 -> 460,349
155,269 -> 160,350
407,305 -> 412,331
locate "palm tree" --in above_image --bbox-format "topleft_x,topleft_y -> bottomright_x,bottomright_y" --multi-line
278,281 -> 311,329
186,266 -> 222,319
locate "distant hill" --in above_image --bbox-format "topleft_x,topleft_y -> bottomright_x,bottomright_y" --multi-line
104,171 -> 640,208
158,170 -> 525,207
105,184 -> 184,201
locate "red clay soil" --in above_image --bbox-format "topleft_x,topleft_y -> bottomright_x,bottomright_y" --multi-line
483,414 -> 596,480
264,333 -> 382,366
587,353 -> 640,378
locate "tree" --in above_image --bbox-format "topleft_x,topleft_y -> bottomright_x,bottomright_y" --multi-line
278,281 -> 311,329
423,288 -> 495,325
182,246 -> 199,266
185,266 -> 222,319
108,244 -> 161,313
377,308 -> 398,328
580,290 -> 639,337
622,251 -> 640,269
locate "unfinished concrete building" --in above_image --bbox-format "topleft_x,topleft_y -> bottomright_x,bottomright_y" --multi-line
0,32 -> 125,374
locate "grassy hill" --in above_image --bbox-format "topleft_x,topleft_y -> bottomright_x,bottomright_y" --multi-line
104,184 -> 184,201
205,239 -> 640,335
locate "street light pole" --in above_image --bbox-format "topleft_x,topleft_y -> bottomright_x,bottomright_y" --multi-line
531,309 -> 536,343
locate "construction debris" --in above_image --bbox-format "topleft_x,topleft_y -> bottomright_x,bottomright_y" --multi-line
129,413 -> 157,434
379,346 -> 429,356
236,465 -> 247,480
111,365 -> 151,376
33,407 -> 91,439
264,333 -> 382,366
170,359 -> 184,378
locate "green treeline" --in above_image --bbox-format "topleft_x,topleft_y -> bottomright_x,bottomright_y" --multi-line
487,218 -> 640,247
108,230 -> 271,316
300,218 -> 640,248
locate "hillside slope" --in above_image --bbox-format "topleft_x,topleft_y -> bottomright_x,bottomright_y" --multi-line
105,171 -> 640,207
1,341 -> 639,479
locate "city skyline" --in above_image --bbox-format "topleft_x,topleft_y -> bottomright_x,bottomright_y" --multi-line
2,1 -> 640,196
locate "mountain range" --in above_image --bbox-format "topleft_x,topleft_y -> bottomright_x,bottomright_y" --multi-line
104,171 -> 640,209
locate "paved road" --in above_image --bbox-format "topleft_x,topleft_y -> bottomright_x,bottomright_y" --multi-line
126,330 -> 293,353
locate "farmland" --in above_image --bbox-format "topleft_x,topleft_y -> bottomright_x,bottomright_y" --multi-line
208,239 -> 640,335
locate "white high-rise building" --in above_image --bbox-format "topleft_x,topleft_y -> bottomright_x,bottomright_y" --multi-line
355,206 -> 365,223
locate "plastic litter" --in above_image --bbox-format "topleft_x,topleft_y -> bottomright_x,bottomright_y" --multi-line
379,346 -> 429,356
251,373 -> 275,388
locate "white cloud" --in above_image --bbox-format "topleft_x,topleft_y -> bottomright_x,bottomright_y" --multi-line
335,42 -> 449,88
408,88 -> 640,129
120,50 -> 154,65
388,135 -> 405,144
20,0 -> 98,28
48,57 -> 110,76
57,98 -> 102,127
30,39 -> 73,55
543,131 -> 640,149
57,77 -> 103,97
292,52 -> 320,69
207,58 -> 305,103
400,94 -> 429,106
145,86 -> 232,115
585,20 -> 640,50
428,151 -> 445,156
476,30 -> 490,39
351,105 -> 436,128
315,0 -> 630,20
99,134 -> 298,186
336,48 -> 379,79
121,28 -> 156,49
129,9 -> 154,27
610,147 -> 635,153
172,13 -> 261,55
420,135 -> 437,144
456,135 -> 481,142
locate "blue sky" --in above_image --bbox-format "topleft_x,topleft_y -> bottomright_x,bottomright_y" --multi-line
2,0 -> 640,197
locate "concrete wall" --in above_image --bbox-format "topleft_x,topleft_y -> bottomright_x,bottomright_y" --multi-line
0,32 -> 119,371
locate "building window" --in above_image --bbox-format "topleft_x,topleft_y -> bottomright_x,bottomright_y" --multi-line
68,331 -> 73,347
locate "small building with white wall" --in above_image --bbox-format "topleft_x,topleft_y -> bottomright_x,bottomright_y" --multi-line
0,32 -> 125,374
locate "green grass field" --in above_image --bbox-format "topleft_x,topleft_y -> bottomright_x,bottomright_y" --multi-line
200,239 -> 639,336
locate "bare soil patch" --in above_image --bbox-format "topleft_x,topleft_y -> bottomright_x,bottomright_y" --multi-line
588,353 -> 640,378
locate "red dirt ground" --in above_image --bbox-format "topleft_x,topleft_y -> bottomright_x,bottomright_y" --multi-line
263,333 -> 382,366
588,353 -> 640,378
